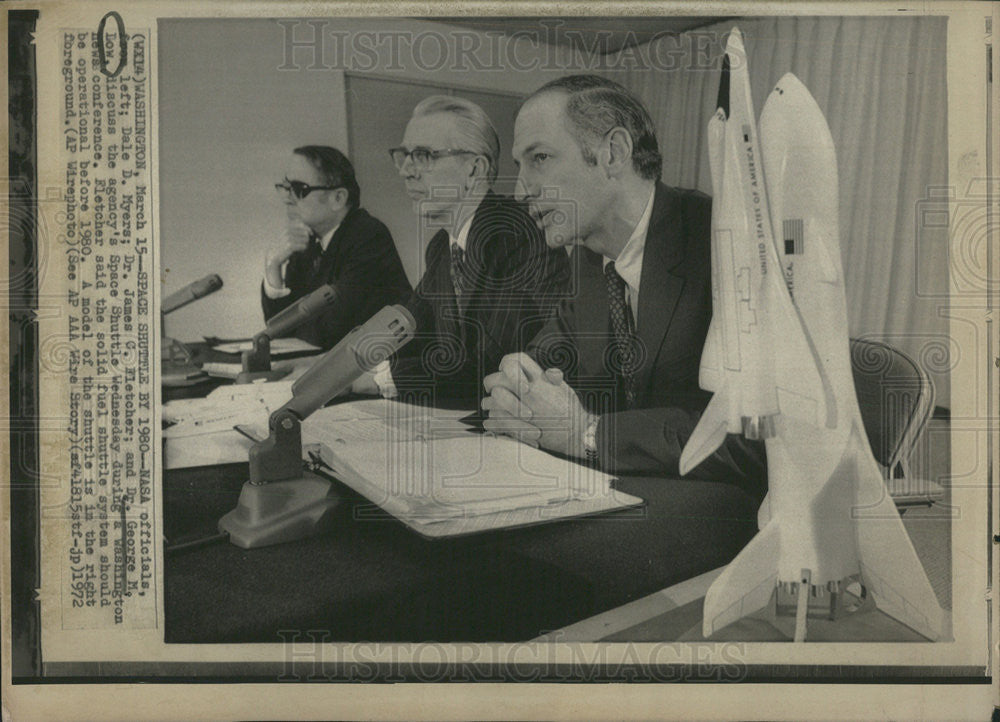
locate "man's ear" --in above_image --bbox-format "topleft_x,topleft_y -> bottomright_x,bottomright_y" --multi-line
331,187 -> 350,208
468,154 -> 488,180
466,155 -> 490,192
604,127 -> 634,178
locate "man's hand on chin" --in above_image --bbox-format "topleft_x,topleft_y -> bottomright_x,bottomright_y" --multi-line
481,352 -> 592,459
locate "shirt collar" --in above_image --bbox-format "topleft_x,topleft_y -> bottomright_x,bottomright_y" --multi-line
448,213 -> 475,252
317,223 -> 339,253
603,184 -> 656,295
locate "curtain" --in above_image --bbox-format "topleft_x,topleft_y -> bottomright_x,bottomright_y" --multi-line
603,16 -> 950,405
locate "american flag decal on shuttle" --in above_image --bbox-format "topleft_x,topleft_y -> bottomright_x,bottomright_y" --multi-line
742,124 -> 751,142
783,218 -> 804,255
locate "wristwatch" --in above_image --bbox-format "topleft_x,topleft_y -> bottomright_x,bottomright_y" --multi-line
583,413 -> 600,464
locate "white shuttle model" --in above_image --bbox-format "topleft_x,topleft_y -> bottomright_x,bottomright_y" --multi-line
680,28 -> 944,641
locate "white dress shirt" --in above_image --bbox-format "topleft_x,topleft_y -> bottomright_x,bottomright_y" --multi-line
262,223 -> 339,300
449,213 -> 474,252
602,185 -> 655,326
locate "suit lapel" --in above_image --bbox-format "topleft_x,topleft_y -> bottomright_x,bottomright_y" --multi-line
576,248 -> 612,377
312,209 -> 355,284
634,184 -> 687,396
460,191 -> 494,310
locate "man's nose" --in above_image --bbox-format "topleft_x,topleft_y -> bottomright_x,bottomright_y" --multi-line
513,173 -> 535,203
397,155 -> 417,179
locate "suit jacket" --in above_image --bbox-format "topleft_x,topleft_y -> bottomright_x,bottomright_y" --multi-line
529,183 -> 766,493
260,206 -> 411,350
392,191 -> 570,407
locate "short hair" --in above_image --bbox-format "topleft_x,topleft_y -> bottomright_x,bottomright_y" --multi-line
525,75 -> 662,181
292,145 -> 361,208
411,95 -> 500,184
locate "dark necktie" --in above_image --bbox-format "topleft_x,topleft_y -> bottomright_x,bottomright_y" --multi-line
306,234 -> 323,269
606,261 -> 638,407
450,242 -> 472,312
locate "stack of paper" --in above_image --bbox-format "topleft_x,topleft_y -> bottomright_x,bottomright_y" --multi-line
165,396 -> 644,534
297,401 -> 643,537
212,337 -> 320,355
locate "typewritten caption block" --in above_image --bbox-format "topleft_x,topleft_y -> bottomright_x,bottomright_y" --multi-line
55,25 -> 155,630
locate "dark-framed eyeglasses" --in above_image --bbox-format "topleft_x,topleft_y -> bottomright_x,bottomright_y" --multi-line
274,178 -> 342,200
388,146 -> 478,171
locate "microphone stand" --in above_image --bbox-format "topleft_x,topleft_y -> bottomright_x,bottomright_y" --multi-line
160,274 -> 223,386
235,333 -> 292,384
219,304 -> 415,548
235,283 -> 337,384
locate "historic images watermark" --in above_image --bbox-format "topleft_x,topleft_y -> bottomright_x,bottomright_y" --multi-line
275,631 -> 750,682
277,19 -> 734,74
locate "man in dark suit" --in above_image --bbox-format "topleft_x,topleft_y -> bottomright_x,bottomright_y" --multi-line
351,96 -> 569,407
262,145 -> 411,349
482,75 -> 765,491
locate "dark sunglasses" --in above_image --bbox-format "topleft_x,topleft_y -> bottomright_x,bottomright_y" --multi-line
274,178 -> 342,200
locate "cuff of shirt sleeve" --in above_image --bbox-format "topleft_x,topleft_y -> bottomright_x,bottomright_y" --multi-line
262,275 -> 291,299
373,360 -> 398,399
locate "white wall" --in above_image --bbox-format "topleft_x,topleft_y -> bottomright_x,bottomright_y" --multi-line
158,18 -> 580,341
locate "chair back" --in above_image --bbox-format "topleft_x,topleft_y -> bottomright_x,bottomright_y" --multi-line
850,338 -> 935,478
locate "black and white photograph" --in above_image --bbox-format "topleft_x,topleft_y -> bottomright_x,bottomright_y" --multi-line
4,3 -> 996,720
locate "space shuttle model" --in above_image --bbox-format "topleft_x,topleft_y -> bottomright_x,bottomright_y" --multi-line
679,28 -> 944,641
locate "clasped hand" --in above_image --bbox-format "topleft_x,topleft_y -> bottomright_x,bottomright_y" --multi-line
481,353 -> 591,459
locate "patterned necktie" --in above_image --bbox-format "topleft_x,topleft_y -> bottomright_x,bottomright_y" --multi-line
450,242 -> 472,312
605,261 -> 638,407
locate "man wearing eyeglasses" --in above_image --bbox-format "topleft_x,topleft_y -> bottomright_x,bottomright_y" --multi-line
353,96 -> 569,406
262,145 -> 411,349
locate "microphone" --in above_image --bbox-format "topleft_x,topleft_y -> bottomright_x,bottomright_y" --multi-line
263,284 -> 337,339
162,274 -> 223,314
284,304 -> 416,419
219,304 -> 416,548
236,284 -> 337,383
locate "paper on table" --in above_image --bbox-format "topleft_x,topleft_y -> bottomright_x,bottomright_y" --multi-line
212,337 -> 320,355
308,432 -> 616,524
200,362 -> 242,379
303,400 -> 476,442
163,380 -> 295,436
230,398 -> 477,449
164,430 -> 256,469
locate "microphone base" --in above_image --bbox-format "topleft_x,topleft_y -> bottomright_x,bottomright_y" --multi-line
219,474 -> 340,549
234,367 -> 293,385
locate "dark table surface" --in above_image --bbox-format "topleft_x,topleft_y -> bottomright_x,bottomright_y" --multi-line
163,344 -> 761,643
164,461 -> 760,643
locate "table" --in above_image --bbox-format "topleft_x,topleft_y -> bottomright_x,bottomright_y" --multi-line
164,463 -> 761,642
163,346 -> 763,642
161,345 -> 946,644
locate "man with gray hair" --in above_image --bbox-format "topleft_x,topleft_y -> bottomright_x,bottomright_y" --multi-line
482,75 -> 766,490
351,95 -> 569,406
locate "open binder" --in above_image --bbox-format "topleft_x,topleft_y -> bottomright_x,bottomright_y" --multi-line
292,400 -> 645,538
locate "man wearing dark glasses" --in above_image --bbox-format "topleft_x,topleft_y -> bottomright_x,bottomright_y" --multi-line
351,96 -> 569,406
262,145 -> 411,349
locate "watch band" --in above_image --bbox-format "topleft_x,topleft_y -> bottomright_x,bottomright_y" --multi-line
583,414 -> 600,464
